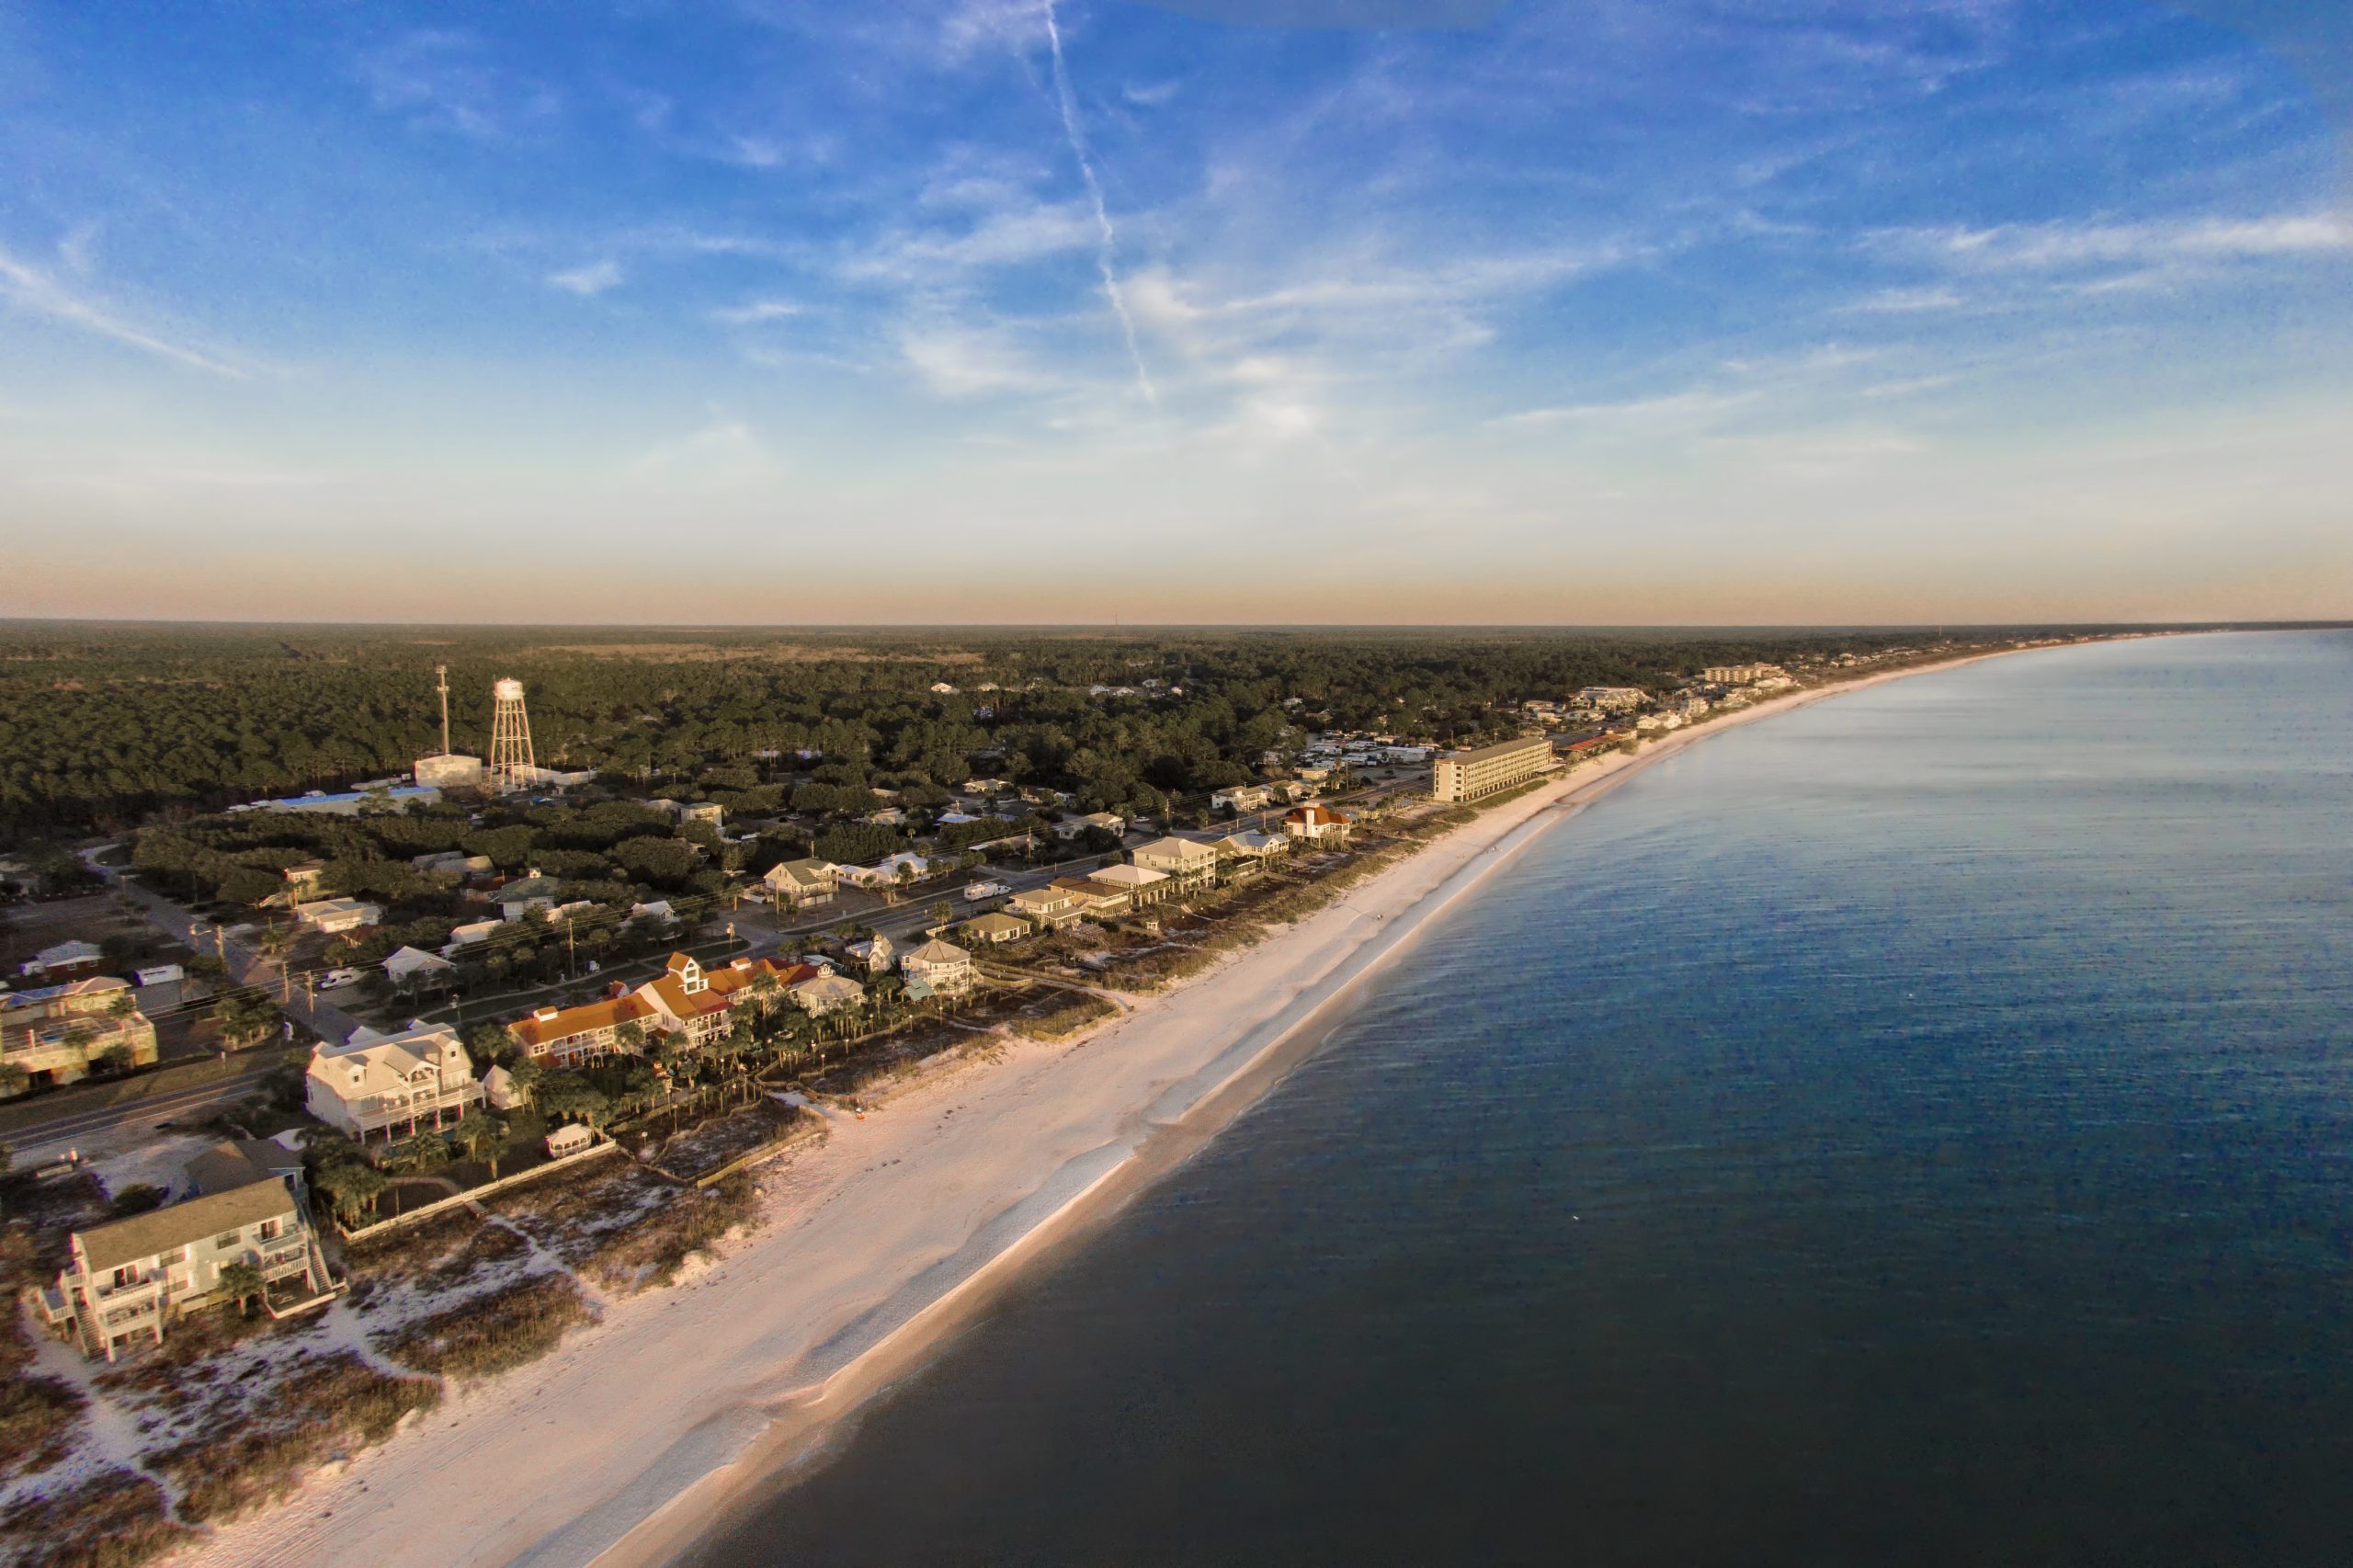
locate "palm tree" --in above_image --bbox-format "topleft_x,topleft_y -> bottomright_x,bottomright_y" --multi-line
219,1260 -> 266,1318
479,1119 -> 518,1179
445,1113 -> 489,1166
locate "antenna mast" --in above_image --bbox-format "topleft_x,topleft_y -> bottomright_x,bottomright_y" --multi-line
436,665 -> 452,756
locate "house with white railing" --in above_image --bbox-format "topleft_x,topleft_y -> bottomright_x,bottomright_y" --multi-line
43,1177 -> 326,1361
303,1024 -> 483,1142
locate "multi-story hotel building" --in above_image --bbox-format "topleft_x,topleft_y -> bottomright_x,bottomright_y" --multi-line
1431,735 -> 1555,803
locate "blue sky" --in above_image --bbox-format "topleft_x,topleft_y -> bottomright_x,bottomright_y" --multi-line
1,0 -> 2347,623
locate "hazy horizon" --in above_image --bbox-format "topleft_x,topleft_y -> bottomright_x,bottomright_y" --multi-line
3,1 -> 2349,623
2,616 -> 2339,636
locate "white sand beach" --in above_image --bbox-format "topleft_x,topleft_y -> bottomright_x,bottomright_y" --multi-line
172,646 -> 2052,1568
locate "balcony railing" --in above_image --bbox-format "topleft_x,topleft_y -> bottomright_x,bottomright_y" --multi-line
90,1273 -> 168,1306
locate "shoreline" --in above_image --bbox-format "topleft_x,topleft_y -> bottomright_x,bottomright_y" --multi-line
169,642 -> 2063,1568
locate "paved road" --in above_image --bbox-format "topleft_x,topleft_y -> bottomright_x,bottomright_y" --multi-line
78,847 -> 364,1043
1,1063 -> 283,1160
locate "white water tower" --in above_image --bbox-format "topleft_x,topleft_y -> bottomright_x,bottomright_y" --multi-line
487,677 -> 536,793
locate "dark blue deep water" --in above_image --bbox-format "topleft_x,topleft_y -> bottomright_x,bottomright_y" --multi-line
692,631 -> 2353,1567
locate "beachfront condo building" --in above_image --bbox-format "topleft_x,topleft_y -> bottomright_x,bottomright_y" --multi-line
1431,736 -> 1556,803
44,1175 -> 324,1361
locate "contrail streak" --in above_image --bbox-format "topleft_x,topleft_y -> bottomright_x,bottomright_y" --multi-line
1041,0 -> 1157,406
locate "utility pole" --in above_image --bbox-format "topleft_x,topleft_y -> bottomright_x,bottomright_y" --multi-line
566,915 -> 576,982
436,664 -> 452,756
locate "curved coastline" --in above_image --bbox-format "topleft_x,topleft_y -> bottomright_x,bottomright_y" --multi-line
167,642 -> 2077,1568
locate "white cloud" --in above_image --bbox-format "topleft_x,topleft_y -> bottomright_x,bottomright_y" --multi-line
937,0 -> 1049,67
1928,212 -> 2348,268
1845,284 -> 1968,313
357,30 -> 560,141
626,414 -> 785,490
710,298 -> 801,326
1492,387 -> 1758,431
547,260 -> 625,296
0,243 -> 251,377
846,199 -> 1096,285
897,323 -> 1058,397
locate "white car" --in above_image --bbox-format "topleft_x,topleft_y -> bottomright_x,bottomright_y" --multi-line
314,967 -> 363,991
964,881 -> 1008,901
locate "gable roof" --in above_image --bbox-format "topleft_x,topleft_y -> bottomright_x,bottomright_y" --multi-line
492,876 -> 563,903
308,1026 -> 469,1101
509,992 -> 654,1049
184,1138 -> 301,1199
78,1177 -> 298,1275
765,858 -> 835,888
703,956 -> 814,999
1133,835 -> 1218,865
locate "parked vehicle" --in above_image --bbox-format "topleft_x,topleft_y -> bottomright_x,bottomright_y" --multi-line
314,966 -> 363,991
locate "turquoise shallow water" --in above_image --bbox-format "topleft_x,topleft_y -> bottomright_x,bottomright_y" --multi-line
690,631 -> 2353,1567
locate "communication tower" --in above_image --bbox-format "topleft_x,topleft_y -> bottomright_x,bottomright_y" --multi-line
487,677 -> 536,793
414,665 -> 485,790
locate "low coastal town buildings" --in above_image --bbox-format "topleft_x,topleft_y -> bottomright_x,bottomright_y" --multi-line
847,935 -> 894,975
835,852 -> 932,889
638,953 -> 740,1046
1703,663 -> 1785,685
304,1024 -> 484,1142
1051,811 -> 1126,842
44,1173 -> 326,1361
488,877 -> 563,921
1283,804 -> 1354,843
441,917 -> 503,955
763,858 -> 838,908
1431,735 -> 1554,803
1216,830 -> 1287,873
1574,687 -> 1648,713
3,977 -> 160,1087
900,938 -> 974,998
1211,785 -> 1275,813
383,945 -> 458,989
693,954 -> 817,1017
17,939 -> 106,981
961,912 -> 1030,946
1088,862 -> 1171,904
1053,877 -> 1131,920
790,970 -> 866,1017
295,897 -> 381,934
506,953 -> 813,1064
1009,883 -> 1086,930
1131,835 -> 1219,890
509,990 -> 657,1067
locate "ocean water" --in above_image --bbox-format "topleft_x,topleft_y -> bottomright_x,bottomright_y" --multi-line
690,631 -> 2353,1567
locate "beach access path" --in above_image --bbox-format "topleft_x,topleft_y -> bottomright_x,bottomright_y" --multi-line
168,647 -> 2052,1568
